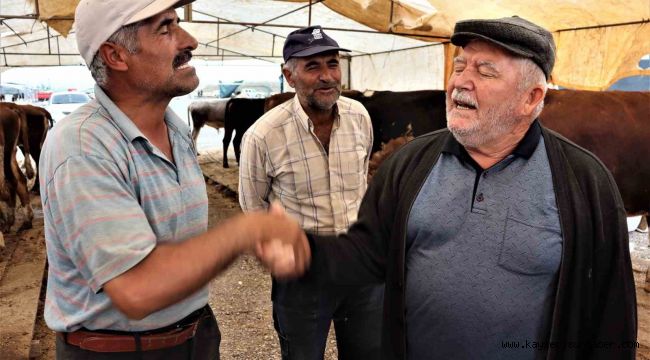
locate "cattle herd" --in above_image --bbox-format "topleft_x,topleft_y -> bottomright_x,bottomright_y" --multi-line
0,102 -> 51,247
189,89 -> 650,228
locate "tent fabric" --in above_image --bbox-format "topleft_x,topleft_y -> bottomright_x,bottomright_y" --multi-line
351,44 -> 445,91
1,0 -> 648,90
288,0 -> 650,90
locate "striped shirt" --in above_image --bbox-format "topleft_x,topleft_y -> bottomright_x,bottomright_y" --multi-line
239,95 -> 373,235
39,86 -> 209,332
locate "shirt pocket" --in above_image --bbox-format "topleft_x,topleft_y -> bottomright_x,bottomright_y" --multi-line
340,144 -> 368,190
498,216 -> 562,275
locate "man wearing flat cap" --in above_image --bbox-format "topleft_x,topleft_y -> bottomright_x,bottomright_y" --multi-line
239,26 -> 382,359
306,16 -> 637,359
39,0 -> 310,358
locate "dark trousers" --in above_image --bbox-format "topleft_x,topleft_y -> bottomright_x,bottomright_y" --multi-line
273,278 -> 384,360
56,306 -> 221,360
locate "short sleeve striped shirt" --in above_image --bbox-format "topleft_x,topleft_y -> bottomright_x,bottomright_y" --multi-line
39,86 -> 209,332
239,95 -> 373,235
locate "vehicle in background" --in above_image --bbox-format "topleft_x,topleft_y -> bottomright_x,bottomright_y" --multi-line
233,88 -> 267,99
37,90 -> 54,102
46,91 -> 91,124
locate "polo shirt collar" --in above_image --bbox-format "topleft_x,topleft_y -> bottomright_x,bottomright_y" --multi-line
94,84 -> 188,143
442,119 -> 542,162
292,94 -> 341,131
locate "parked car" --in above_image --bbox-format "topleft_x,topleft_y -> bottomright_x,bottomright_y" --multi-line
36,90 -> 53,102
47,91 -> 91,123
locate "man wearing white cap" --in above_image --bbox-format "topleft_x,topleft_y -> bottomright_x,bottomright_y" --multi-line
39,1 -> 310,358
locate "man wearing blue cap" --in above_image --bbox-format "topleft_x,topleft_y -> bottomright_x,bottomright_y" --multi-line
239,26 -> 382,359
306,16 -> 636,360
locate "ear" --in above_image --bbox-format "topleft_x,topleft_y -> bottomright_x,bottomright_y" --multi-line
97,42 -> 130,72
282,67 -> 295,88
521,86 -> 545,117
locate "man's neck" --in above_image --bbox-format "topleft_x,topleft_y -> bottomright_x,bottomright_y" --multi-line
465,122 -> 530,169
297,97 -> 336,126
104,86 -> 170,138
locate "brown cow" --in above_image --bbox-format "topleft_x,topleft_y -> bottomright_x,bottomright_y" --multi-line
188,99 -> 229,146
15,104 -> 51,191
0,103 -> 36,180
0,105 -> 34,245
540,90 -> 650,217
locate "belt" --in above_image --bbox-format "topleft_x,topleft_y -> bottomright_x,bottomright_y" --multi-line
57,307 -> 207,353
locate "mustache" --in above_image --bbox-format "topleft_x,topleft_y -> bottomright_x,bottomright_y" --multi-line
314,82 -> 341,91
451,88 -> 478,108
172,50 -> 192,68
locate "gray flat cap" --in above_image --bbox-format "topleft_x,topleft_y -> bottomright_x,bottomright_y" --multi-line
451,16 -> 556,79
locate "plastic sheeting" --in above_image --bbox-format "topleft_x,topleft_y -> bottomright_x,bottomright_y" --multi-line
351,44 -> 445,91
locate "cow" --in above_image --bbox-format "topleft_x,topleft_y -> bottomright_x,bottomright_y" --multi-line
188,98 -> 229,147
0,105 -> 34,247
15,104 -> 51,191
0,103 -> 36,180
222,98 -> 266,168
540,90 -> 650,217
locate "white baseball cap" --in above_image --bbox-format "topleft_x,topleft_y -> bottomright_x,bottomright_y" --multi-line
75,0 -> 194,66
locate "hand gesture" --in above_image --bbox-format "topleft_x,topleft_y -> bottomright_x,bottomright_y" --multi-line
254,203 -> 310,279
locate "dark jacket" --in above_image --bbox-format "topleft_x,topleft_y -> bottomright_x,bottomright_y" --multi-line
309,126 -> 637,359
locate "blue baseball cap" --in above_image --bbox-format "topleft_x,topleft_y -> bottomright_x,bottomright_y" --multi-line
283,26 -> 350,62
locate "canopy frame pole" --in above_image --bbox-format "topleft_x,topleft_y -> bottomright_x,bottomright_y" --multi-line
0,20 -> 28,46
308,0 -> 313,27
204,1 -> 324,45
556,19 -> 648,32
46,25 -> 51,54
55,36 -> 61,65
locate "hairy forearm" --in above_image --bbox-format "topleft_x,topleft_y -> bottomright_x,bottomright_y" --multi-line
105,214 -> 261,319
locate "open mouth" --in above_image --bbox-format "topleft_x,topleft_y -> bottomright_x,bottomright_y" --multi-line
173,51 -> 193,70
452,93 -> 478,110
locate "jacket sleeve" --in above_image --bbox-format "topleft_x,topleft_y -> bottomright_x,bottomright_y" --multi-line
308,150 -> 400,286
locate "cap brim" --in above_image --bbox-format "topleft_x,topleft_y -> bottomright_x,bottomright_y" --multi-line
451,32 -> 534,60
290,46 -> 351,59
126,0 -> 194,25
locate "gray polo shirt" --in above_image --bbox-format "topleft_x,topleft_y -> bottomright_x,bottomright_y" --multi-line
405,121 -> 562,359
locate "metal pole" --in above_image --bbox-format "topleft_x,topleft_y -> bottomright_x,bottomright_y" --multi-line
46,25 -> 51,53
308,0 -> 313,27
184,3 -> 192,21
190,19 -> 449,40
202,1 -> 324,45
556,19 -> 648,32
56,36 -> 61,65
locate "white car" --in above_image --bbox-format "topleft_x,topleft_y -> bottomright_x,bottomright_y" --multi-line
47,91 -> 91,124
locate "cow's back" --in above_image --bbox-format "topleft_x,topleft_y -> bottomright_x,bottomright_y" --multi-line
358,90 -> 447,152
540,89 -> 650,214
226,98 -> 266,130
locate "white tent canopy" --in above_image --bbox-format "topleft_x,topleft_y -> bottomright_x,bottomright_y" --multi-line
1,0 -> 648,90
